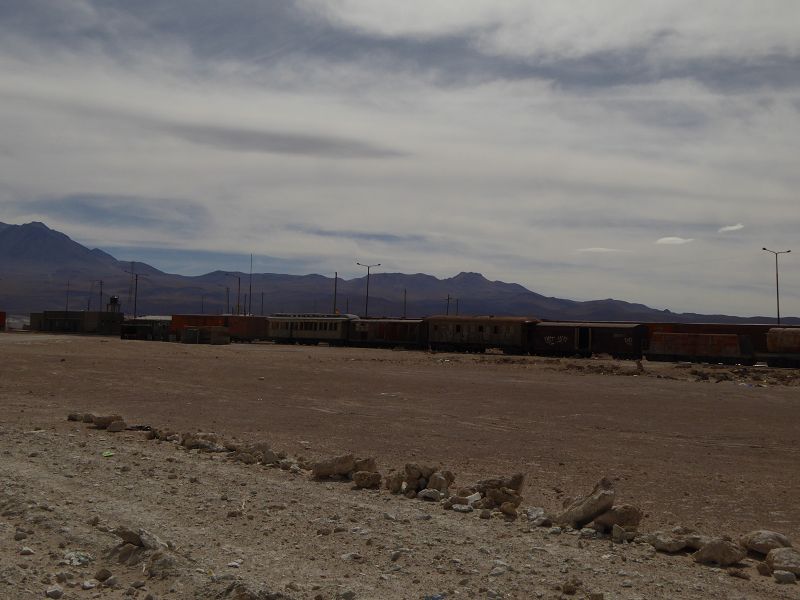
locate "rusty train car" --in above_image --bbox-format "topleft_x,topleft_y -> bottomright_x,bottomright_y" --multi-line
150,312 -> 800,367
426,316 -> 534,354
531,322 -> 646,359
764,328 -> 800,367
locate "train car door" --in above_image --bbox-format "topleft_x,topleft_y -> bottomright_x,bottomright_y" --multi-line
578,327 -> 591,355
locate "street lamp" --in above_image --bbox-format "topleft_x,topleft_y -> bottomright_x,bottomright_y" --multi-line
356,262 -> 380,318
762,247 -> 791,325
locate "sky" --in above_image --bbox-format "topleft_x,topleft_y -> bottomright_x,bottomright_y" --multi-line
1,0 -> 799,317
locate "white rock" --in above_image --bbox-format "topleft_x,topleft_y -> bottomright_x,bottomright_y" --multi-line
465,492 -> 482,505
773,570 -> 797,584
692,539 -> 746,567
417,489 -> 442,501
45,586 -> 64,599
740,530 -> 792,556
767,547 -> 800,575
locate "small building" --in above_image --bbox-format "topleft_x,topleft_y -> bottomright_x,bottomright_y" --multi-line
29,311 -> 124,335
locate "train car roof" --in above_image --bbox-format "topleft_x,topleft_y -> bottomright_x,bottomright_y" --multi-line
537,322 -> 644,329
352,318 -> 424,323
425,315 -> 537,323
268,313 -> 358,319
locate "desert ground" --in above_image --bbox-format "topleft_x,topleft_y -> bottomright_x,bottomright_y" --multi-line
1,333 -> 798,599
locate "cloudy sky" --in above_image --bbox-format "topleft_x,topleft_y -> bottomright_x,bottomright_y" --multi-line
1,1 -> 799,317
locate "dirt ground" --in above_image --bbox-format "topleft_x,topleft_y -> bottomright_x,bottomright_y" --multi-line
1,333 -> 799,599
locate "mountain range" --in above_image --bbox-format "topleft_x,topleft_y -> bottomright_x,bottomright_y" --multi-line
0,221 -> 794,324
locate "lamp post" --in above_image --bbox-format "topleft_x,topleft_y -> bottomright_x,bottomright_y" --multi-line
356,262 -> 380,318
762,247 -> 791,325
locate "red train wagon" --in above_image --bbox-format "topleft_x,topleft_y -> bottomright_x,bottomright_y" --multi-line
225,315 -> 269,342
170,314 -> 227,341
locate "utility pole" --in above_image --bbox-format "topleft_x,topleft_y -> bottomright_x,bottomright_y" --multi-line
762,247 -> 791,325
125,270 -> 148,319
333,271 -> 338,314
226,273 -> 241,315
65,280 -> 71,312
446,294 -> 451,316
261,291 -> 264,316
133,274 -> 139,318
87,280 -> 103,311
403,288 -> 407,319
248,254 -> 253,315
356,262 -> 380,318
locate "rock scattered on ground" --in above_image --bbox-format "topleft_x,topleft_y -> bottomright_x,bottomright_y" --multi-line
740,529 -> 793,555
556,477 -> 615,528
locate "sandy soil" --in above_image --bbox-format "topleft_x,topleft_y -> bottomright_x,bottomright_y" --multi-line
1,333 -> 798,599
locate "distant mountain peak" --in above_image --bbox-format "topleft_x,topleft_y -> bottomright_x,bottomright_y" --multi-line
451,271 -> 486,280
26,221 -> 51,230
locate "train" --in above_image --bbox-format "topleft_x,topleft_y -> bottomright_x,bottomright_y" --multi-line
122,313 -> 800,368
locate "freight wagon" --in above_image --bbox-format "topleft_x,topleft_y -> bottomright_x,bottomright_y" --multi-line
644,332 -> 755,365
531,322 -> 645,359
642,323 -> 773,353
348,318 -> 425,348
225,315 -> 269,342
426,316 -> 534,354
170,314 -> 227,342
762,328 -> 800,367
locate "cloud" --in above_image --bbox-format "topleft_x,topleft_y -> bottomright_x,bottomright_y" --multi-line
7,194 -> 211,235
0,2 -> 798,318
165,122 -> 406,159
289,226 -> 425,244
655,237 -> 695,245
718,223 -> 744,233
575,247 -> 627,253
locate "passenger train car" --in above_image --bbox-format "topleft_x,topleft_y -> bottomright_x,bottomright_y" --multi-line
151,312 -> 800,367
426,316 -> 534,354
